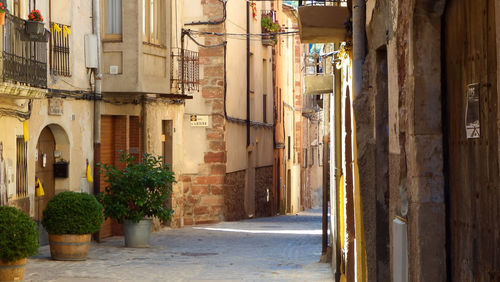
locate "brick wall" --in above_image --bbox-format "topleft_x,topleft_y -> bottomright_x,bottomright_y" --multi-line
255,166 -> 272,217
224,170 -> 246,221
180,0 -> 228,225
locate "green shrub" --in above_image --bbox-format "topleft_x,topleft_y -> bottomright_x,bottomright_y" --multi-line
42,191 -> 104,235
0,206 -> 39,262
97,152 -> 176,224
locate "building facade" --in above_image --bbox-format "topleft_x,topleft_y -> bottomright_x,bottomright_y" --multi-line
0,0 -> 96,244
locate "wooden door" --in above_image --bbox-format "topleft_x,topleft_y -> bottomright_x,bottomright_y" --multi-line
445,0 -> 500,280
35,127 -> 55,221
99,115 -> 115,238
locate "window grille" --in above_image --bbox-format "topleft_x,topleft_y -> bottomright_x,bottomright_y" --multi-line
50,22 -> 71,77
171,48 -> 199,94
16,137 -> 27,197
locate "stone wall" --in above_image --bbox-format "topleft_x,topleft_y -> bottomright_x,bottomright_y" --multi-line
255,166 -> 272,217
224,170 -> 246,221
356,0 -> 447,281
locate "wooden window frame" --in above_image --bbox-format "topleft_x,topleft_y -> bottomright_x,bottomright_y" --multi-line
103,0 -> 122,42
143,0 -> 164,46
16,136 -> 27,197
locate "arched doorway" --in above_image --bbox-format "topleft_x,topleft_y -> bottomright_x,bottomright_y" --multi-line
35,124 -> 70,245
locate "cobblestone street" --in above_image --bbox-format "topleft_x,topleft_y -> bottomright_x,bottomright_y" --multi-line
25,209 -> 332,281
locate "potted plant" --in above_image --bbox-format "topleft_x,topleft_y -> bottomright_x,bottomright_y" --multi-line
0,2 -> 6,26
26,9 -> 44,36
0,206 -> 39,281
42,191 -> 104,261
261,14 -> 280,46
98,152 -> 175,248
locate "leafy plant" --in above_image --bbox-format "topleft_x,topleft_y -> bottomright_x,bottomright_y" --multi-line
42,191 -> 104,235
0,206 -> 39,262
97,152 -> 176,224
261,15 -> 280,33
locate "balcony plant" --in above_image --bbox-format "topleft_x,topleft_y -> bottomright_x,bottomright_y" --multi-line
98,152 -> 175,247
261,14 -> 280,46
0,2 -> 6,26
42,191 -> 104,261
26,9 -> 44,36
0,206 -> 39,281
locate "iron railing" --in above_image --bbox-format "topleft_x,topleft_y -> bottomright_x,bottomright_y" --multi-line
50,22 -> 71,77
171,48 -> 199,93
261,10 -> 278,45
305,54 -> 334,75
298,0 -> 347,6
3,14 -> 47,88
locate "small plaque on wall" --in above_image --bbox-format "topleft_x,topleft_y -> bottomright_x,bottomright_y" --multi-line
465,83 -> 480,139
48,98 -> 64,116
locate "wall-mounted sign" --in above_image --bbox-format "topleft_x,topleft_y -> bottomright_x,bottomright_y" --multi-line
465,83 -> 481,139
190,115 -> 209,127
48,98 -> 63,116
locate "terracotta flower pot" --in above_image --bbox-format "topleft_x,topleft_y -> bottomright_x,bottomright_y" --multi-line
0,258 -> 27,281
0,13 -> 5,26
49,234 -> 91,261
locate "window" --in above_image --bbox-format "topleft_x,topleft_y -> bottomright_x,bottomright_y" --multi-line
16,137 -> 27,197
105,0 -> 122,40
50,22 -> 71,76
12,0 -> 20,17
287,136 -> 291,160
263,94 -> 267,123
303,148 -> 307,168
143,0 -> 164,45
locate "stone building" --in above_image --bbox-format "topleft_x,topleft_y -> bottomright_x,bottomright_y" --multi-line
180,0 -> 275,224
0,0 -> 97,244
357,0 -> 500,280
96,0 -> 187,237
296,0 -> 500,280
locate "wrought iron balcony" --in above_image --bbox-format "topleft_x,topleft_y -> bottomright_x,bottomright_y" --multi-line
261,10 -> 278,46
171,48 -> 199,94
304,54 -> 333,95
297,0 -> 349,43
3,14 -> 48,89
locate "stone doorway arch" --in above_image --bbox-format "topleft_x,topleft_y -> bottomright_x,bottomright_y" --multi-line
34,124 -> 69,245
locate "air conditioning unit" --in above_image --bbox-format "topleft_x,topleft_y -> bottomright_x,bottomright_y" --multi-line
84,34 -> 98,69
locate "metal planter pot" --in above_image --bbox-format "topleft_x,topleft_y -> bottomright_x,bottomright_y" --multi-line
25,21 -> 44,36
124,219 -> 152,248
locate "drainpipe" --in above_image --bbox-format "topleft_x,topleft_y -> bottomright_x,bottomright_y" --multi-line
92,0 -> 102,197
246,2 -> 250,147
352,0 -> 366,98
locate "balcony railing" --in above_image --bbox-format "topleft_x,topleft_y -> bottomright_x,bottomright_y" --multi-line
3,14 -> 48,88
261,10 -> 278,46
298,0 -> 347,6
297,0 -> 349,43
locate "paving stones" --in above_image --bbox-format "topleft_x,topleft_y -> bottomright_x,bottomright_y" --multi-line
25,209 -> 333,281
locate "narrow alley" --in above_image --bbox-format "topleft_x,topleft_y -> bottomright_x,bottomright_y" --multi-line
24,209 -> 332,281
